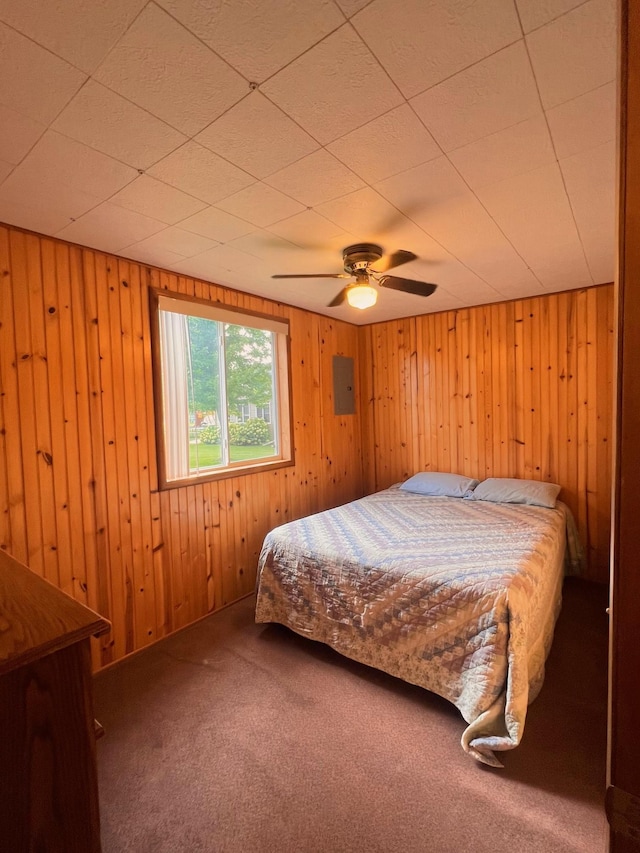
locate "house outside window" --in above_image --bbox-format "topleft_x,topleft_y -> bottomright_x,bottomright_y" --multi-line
256,403 -> 271,424
151,291 -> 292,487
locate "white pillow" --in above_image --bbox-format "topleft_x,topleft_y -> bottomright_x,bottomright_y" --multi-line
399,472 -> 480,499
465,477 -> 561,509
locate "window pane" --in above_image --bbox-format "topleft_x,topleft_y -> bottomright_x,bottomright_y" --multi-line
186,316 -> 225,475
224,324 -> 278,464
154,292 -> 291,486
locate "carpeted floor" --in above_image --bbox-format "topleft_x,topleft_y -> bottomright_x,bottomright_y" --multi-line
94,578 -> 609,853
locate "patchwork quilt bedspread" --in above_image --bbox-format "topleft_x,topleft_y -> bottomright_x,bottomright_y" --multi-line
254,488 -> 580,766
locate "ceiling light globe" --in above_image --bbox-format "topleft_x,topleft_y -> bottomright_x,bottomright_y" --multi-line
346,284 -> 377,309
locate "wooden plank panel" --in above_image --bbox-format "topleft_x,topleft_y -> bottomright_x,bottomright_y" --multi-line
0,226 -> 27,561
361,285 -> 614,582
0,220 -> 612,677
80,249 -> 114,666
55,242 -> 89,607
41,239 -> 74,597
10,231 -> 46,578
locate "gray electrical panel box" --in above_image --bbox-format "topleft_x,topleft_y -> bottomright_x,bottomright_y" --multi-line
333,355 -> 355,415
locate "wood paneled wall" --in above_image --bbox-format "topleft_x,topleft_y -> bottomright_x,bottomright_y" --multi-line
359,285 -> 614,583
0,225 -> 364,668
0,220 -> 614,670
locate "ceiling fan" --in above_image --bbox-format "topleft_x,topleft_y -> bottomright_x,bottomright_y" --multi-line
272,242 -> 438,309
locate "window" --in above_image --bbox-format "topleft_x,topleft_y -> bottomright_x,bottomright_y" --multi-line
151,291 -> 292,487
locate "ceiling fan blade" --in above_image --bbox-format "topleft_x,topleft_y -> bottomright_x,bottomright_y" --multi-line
369,250 -> 418,273
379,275 -> 437,297
328,288 -> 348,307
272,273 -> 351,279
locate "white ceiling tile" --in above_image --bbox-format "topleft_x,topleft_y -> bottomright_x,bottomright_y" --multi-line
93,4 -> 247,136
561,139 -> 616,198
353,0 -> 521,98
0,105 -> 44,165
121,241 -> 186,269
445,278 -> 505,303
0,22 -> 85,124
265,149 -> 366,207
228,231 -> 309,266
0,0 -> 617,322
560,140 -> 616,283
12,130 -> 137,199
169,244 -> 258,283
196,92 -> 319,179
261,25 -> 404,145
316,186 -> 425,241
128,227 -> 219,259
215,182 -> 305,227
516,0 -> 589,34
577,246 -> 615,286
335,0 -> 371,16
147,142 -> 255,205
490,268 -> 546,298
0,195 -> 81,236
327,104 -> 441,183
156,0 -> 344,83
475,162 -> 594,285
531,249 -> 594,290
526,0 -> 617,109
266,210 -> 354,250
53,80 -> 187,170
110,175 -> 207,225
411,42 -> 541,152
56,202 -> 166,252
0,0 -> 147,74
225,233 -> 362,296
394,188 -> 531,290
546,82 -> 617,160
178,206 -> 255,243
0,169 -> 103,225
376,157 -> 469,212
448,115 -> 556,190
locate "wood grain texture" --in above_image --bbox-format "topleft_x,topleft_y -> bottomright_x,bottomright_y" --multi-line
359,286 -> 614,583
608,0 -> 640,848
0,224 -> 364,669
0,639 -> 102,852
0,549 -> 109,675
0,221 -> 613,667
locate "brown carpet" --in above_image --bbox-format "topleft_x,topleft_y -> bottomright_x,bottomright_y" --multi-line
94,578 -> 609,853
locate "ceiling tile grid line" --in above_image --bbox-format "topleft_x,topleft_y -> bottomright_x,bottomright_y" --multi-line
0,20 -> 87,128
99,0 -> 252,93
155,0 -> 348,83
520,24 -> 598,284
395,89 -> 548,290
90,4 -> 249,137
0,0 -> 618,323
516,0 -> 595,35
0,0 -> 150,75
0,15 -> 92,76
350,0 -> 524,99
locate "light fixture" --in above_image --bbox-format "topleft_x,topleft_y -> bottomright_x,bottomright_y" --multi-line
346,282 -> 377,309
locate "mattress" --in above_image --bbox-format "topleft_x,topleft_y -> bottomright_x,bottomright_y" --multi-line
254,487 -> 581,766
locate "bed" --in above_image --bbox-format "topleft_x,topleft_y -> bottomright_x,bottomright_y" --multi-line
254,484 -> 582,767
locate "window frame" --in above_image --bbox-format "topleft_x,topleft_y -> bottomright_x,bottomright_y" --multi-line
149,288 -> 294,490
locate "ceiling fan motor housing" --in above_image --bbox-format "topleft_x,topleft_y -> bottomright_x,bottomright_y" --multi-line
342,243 -> 383,274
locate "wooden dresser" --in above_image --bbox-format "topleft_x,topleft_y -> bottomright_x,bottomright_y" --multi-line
0,550 -> 110,853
